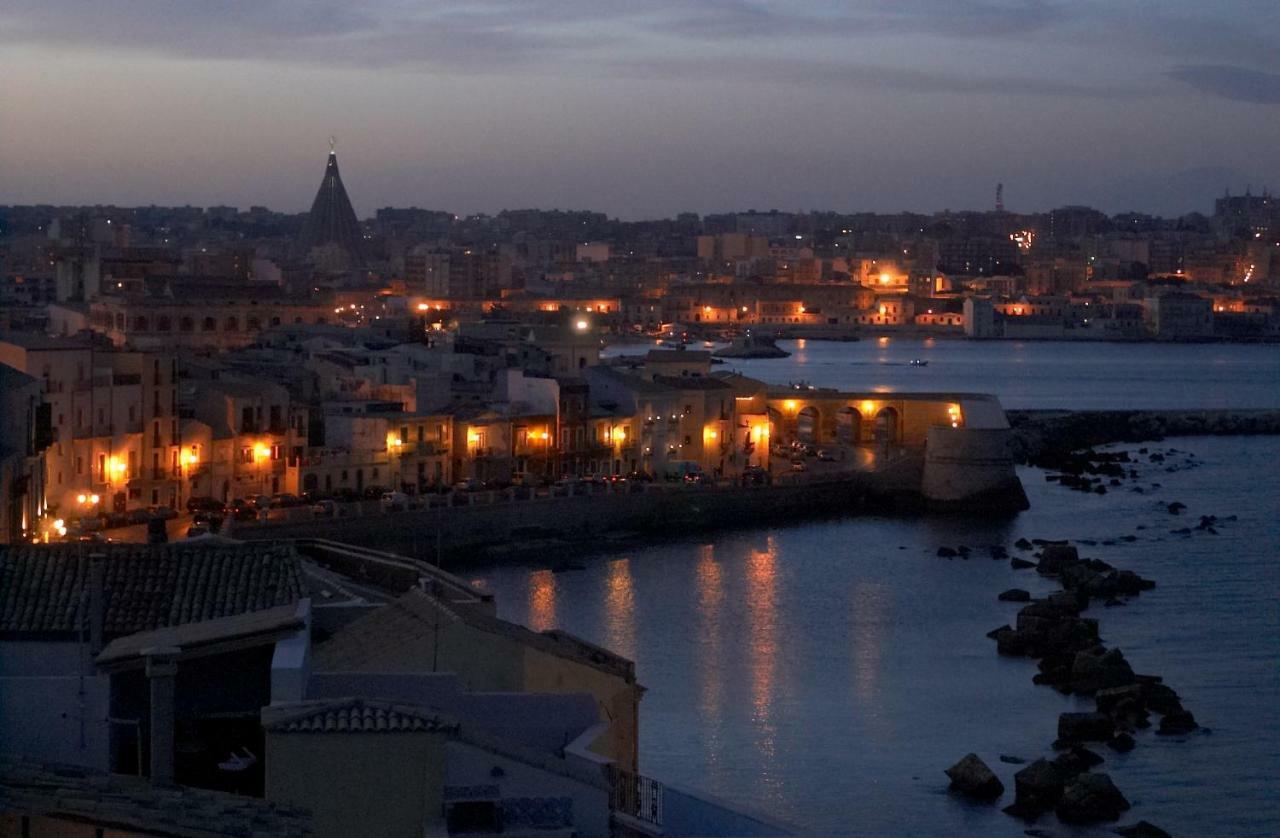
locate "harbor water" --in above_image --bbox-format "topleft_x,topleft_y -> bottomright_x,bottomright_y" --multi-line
473,341 -> 1280,835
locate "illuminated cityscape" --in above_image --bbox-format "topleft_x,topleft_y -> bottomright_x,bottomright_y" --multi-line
1,3 -> 1278,837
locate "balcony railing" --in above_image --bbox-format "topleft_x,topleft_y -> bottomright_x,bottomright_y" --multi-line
609,768 -> 664,828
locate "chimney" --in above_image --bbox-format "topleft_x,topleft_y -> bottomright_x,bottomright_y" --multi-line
143,646 -> 180,785
88,552 -> 106,655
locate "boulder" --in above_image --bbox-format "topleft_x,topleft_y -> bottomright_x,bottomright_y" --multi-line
1004,759 -> 1066,819
1116,821 -> 1173,838
1058,712 -> 1115,744
998,588 -> 1032,603
1157,709 -> 1198,736
1095,684 -> 1145,715
1015,538 -> 1033,550
1070,648 -> 1136,694
1056,773 -> 1130,823
1051,746 -> 1104,776
998,754 -> 1025,764
937,547 -> 958,558
1107,733 -> 1136,753
945,753 -> 1004,801
1141,681 -> 1183,715
1166,501 -> 1185,514
1011,557 -> 1037,570
1037,544 -> 1080,575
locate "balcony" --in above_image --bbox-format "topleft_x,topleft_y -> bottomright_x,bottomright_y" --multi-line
609,768 -> 664,829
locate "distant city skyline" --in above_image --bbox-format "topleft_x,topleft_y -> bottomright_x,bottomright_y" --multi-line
2,1 -> 1277,219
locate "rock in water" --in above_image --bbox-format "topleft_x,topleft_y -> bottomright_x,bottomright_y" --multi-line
1037,544 -> 1080,575
1058,712 -> 1115,744
1056,773 -> 1130,823
999,588 -> 1032,602
1011,557 -> 1037,570
1157,709 -> 1199,735
1108,733 -> 1136,753
945,753 -> 1004,801
1004,759 -> 1067,819
1116,821 -> 1173,838
937,546 -> 958,558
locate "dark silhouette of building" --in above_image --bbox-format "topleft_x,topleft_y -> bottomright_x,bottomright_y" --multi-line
302,141 -> 364,267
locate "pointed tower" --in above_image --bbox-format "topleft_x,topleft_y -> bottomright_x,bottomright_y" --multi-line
302,139 -> 364,266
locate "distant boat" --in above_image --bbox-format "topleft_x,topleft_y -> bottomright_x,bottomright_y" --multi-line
909,359 -> 929,367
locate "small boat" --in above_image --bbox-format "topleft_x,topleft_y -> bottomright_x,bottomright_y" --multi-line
909,359 -> 929,367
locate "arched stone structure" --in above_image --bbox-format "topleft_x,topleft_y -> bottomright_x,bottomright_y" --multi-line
874,406 -> 901,445
836,407 -> 863,444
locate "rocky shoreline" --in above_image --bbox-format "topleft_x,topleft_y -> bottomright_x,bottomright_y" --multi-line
938,439 -> 1240,835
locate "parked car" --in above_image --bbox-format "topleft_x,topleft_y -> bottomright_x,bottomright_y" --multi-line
185,522 -> 211,538
817,450 -> 836,462
249,495 -> 272,510
790,459 -> 807,472
186,496 -> 225,514
742,465 -> 769,486
151,505 -> 178,520
270,493 -> 302,508
229,499 -> 257,521
312,499 -> 337,518
380,491 -> 409,512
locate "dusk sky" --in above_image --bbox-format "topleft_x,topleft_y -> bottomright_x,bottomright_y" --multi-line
2,0 -> 1278,219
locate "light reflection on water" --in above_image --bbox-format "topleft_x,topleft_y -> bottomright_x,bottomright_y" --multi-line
473,436 -> 1280,836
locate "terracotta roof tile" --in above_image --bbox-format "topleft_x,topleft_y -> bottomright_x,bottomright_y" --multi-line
0,542 -> 303,638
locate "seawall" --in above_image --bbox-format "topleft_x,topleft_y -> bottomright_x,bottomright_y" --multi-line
1007,409 -> 1280,464
236,460 -> 944,565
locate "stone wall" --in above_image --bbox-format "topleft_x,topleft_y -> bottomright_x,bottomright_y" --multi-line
922,426 -> 1028,512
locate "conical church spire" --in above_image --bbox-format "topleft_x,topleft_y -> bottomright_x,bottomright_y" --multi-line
302,140 -> 364,266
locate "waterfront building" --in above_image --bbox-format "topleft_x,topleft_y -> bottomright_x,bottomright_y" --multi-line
1143,292 -> 1215,339
0,363 -> 49,543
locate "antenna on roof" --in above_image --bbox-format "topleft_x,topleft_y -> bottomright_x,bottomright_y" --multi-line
328,136 -> 336,156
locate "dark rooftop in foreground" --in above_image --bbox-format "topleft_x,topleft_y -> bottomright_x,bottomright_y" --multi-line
0,542 -> 304,639
0,758 -> 312,837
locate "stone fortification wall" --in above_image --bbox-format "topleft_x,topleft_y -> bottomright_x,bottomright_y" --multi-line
921,426 -> 1028,512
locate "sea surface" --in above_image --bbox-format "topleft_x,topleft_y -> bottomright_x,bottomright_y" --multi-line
607,337 -> 1280,410
471,342 -> 1280,835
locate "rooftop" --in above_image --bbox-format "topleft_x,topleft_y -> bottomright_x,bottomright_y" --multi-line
262,697 -> 458,735
0,542 -> 304,639
96,602 -> 306,672
0,758 -> 312,838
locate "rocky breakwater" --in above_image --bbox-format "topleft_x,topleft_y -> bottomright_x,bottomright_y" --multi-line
1007,408 -> 1280,465
981,542 -> 1200,831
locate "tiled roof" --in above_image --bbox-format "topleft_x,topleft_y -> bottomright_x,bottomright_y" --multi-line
315,589 -> 635,682
0,758 -> 312,837
0,542 -> 304,639
97,603 -> 306,670
262,698 -> 458,734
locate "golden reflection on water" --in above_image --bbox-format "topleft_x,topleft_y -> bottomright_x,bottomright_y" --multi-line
695,544 -> 726,775
527,569 -> 557,633
746,535 -> 781,799
850,580 -> 891,738
603,558 -> 636,660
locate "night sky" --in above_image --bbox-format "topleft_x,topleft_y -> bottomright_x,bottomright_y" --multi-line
2,1 -> 1277,218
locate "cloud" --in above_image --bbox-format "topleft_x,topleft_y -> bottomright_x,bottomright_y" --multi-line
608,55 -> 1147,99
1167,65 -> 1280,105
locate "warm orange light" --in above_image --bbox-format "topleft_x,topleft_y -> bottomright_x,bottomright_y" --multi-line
417,303 -> 429,311
878,305 -> 887,316
77,493 -> 87,504
90,493 -> 100,504
879,272 -> 892,284
255,445 -> 272,461
861,400 -> 876,415
110,458 -> 126,474
784,400 -> 797,412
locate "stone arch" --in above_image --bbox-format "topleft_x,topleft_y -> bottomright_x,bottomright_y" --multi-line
875,406 -> 901,446
797,406 -> 821,444
836,406 -> 863,444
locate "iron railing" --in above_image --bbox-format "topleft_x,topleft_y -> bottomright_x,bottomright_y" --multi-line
609,768 -> 664,827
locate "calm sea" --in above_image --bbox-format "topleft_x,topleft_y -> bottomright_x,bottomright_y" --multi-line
473,341 -> 1280,835
609,337 -> 1280,410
